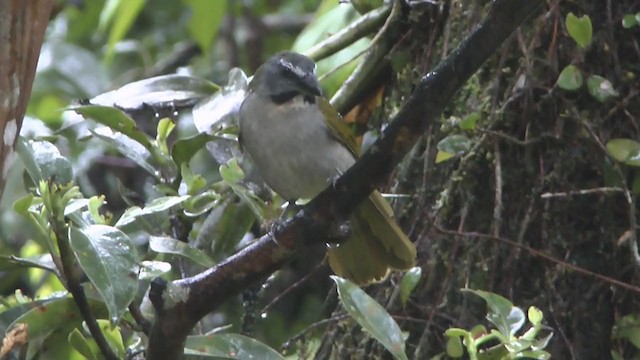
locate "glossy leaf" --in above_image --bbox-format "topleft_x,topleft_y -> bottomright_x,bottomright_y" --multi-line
185,0 -> 227,53
90,126 -> 156,176
68,225 -> 139,324
184,333 -> 284,359
556,65 -> 583,91
587,75 -> 619,102
193,68 -> 248,133
90,74 -> 219,110
138,260 -> 172,280
463,289 -> 523,337
15,137 -> 73,185
622,14 -> 639,28
565,13 -> 592,48
332,276 -> 408,360
399,266 -> 422,306
201,200 -> 256,260
70,104 -> 152,150
115,195 -> 190,227
436,134 -> 471,163
92,319 -> 126,358
149,236 -> 215,267
172,132 -> 220,166
606,138 -> 640,166
0,254 -> 57,274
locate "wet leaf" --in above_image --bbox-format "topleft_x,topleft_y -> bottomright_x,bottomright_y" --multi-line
115,195 -> 190,227
193,68 -> 247,133
184,333 -> 284,359
15,137 -> 73,185
0,254 -> 57,274
149,236 -> 215,268
70,104 -> 152,150
138,260 -> 172,280
556,65 -> 583,91
68,225 -> 138,324
622,14 -> 638,28
463,289 -> 522,337
172,132 -> 220,166
332,276 -> 408,360
565,13 -> 592,48
198,200 -> 256,260
90,74 -> 219,110
587,75 -> 619,102
91,126 -> 156,176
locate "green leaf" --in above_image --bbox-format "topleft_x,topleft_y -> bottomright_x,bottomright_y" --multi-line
565,12 -> 592,48
622,14 -> 638,28
9,297 -> 107,342
219,158 -> 245,184
445,335 -> 464,358
172,132 -> 220,167
184,333 -> 284,359
68,225 -> 139,324
70,104 -> 153,150
528,306 -> 543,326
115,195 -> 190,227
332,276 -> 408,360
435,151 -> 455,164
463,289 -> 521,337
149,236 -> 215,268
192,68 -> 248,133
156,118 -> 176,155
184,0 -> 227,53
91,126 -> 158,176
0,254 -> 57,274
556,65 -> 583,91
68,328 -> 97,360
90,74 -> 219,110
587,75 -> 619,102
606,138 -> 640,166
436,134 -> 471,163
613,313 -> 640,348
459,112 -> 480,130
105,0 -> 146,62
93,319 -> 126,358
399,266 -> 422,306
138,260 -> 172,280
15,137 -> 73,185
198,200 -> 256,261
13,193 -> 34,216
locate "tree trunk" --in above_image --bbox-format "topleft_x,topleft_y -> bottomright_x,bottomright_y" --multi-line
0,0 -> 53,202
317,1 -> 639,358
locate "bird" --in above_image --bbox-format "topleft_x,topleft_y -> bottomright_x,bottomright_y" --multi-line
238,51 -> 416,285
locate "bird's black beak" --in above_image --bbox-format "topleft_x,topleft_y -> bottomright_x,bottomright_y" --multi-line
299,73 -> 323,97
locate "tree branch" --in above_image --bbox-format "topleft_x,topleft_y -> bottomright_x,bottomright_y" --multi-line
146,0 -> 545,358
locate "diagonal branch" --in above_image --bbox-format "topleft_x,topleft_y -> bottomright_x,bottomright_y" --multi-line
146,0 -> 545,358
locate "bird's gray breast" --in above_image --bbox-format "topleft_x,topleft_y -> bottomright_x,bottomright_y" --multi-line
239,93 -> 355,200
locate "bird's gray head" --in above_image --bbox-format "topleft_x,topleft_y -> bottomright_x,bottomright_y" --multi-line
250,52 -> 322,104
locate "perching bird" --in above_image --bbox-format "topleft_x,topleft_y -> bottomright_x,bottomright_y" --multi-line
238,51 -> 416,284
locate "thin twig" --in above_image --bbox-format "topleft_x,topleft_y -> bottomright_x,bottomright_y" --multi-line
540,187 -> 624,198
433,226 -> 640,294
305,4 -> 392,62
